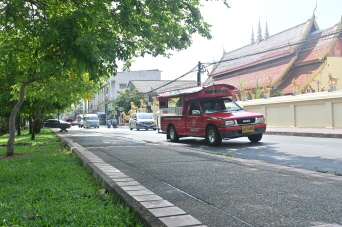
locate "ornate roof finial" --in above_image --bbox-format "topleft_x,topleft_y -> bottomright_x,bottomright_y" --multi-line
257,19 -> 262,42
222,45 -> 226,54
264,21 -> 269,39
250,28 -> 255,45
311,2 -> 317,21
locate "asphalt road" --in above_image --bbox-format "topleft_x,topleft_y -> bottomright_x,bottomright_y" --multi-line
97,126 -> 342,175
62,126 -> 342,227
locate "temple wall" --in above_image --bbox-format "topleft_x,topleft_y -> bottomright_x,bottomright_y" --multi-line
238,91 -> 342,128
309,57 -> 342,91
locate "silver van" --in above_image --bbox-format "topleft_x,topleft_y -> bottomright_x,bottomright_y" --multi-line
83,114 -> 100,129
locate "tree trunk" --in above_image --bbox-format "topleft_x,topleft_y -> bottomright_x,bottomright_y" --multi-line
7,90 -> 25,156
6,77 -> 44,157
31,102 -> 47,137
29,117 -> 33,134
31,121 -> 36,140
34,115 -> 42,133
30,116 -> 41,140
34,120 -> 41,133
16,115 -> 21,136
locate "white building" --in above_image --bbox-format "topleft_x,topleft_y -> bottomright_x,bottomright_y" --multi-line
85,69 -> 161,115
109,69 -> 161,100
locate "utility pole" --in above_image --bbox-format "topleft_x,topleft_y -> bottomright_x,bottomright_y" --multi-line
105,103 -> 108,123
197,61 -> 201,86
105,94 -> 109,123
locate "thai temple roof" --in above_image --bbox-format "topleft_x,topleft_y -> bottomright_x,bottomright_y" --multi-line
211,20 -> 312,77
208,14 -> 342,95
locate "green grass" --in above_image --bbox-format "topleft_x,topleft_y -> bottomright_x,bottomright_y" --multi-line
314,167 -> 328,174
0,128 -> 143,227
211,152 -> 233,157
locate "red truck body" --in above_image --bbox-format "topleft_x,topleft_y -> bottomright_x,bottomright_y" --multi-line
158,84 -> 267,145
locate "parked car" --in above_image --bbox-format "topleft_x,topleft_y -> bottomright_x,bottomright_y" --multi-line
44,119 -> 71,128
129,113 -> 157,131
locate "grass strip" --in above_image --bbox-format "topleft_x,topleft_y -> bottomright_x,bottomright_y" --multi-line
0,128 -> 143,227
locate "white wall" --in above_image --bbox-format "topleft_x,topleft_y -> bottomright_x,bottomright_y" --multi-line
238,91 -> 342,128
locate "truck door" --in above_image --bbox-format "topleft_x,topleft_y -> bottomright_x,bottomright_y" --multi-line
186,101 -> 205,136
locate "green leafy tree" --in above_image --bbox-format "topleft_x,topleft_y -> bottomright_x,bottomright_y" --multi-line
0,73 -> 16,133
116,88 -> 147,115
1,0 -> 213,156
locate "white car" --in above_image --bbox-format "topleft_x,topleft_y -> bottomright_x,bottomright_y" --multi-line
129,113 -> 157,131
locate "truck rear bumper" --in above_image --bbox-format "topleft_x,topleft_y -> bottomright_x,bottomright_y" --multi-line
219,126 -> 266,139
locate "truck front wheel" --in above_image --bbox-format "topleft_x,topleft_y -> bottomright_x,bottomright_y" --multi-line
248,133 -> 263,142
168,125 -> 179,142
206,126 -> 222,146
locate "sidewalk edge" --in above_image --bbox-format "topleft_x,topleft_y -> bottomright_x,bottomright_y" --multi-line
54,130 -> 207,227
265,131 -> 342,138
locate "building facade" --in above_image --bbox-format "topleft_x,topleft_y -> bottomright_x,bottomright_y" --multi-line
206,14 -> 342,100
109,69 -> 162,100
85,69 -> 162,115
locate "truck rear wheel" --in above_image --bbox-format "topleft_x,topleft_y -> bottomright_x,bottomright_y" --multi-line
248,133 -> 263,142
168,125 -> 179,142
206,126 -> 222,146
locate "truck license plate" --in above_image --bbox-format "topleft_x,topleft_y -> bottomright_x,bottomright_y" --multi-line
242,125 -> 254,133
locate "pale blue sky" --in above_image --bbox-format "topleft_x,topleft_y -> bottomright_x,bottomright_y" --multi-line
122,0 -> 342,81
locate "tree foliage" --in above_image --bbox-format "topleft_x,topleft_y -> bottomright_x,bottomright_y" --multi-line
116,88 -> 148,114
0,74 -> 15,132
0,0 -> 212,156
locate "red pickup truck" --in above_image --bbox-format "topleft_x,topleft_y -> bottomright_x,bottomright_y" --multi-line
158,84 -> 266,146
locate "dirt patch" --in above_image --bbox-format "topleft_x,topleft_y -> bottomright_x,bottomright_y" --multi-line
0,153 -> 26,160
16,143 -> 33,146
0,143 -> 32,147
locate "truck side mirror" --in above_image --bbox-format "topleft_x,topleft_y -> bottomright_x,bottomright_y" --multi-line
192,110 -> 201,115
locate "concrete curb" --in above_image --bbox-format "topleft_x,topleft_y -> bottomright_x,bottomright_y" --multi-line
265,131 -> 342,139
56,131 -> 207,227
